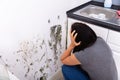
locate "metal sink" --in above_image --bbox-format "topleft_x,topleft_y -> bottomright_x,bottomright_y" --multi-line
74,5 -> 120,26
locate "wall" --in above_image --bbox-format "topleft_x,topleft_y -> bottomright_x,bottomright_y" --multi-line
0,0 -> 69,80
92,0 -> 120,6
0,0 -> 91,80
69,0 -> 91,10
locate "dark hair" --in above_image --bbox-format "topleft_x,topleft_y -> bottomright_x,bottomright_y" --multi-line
71,22 -> 97,53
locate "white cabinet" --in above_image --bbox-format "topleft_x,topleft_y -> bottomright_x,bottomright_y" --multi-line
113,52 -> 120,80
107,30 -> 120,80
107,30 -> 120,45
67,18 -> 120,80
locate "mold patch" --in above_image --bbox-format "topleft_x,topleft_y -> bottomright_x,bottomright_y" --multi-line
3,24 -> 64,80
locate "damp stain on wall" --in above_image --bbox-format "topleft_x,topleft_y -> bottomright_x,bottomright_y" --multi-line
49,25 -> 62,64
1,24 -> 64,80
0,55 -> 9,68
15,39 -> 48,79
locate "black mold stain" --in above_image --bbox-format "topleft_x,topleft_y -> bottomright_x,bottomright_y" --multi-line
40,76 -> 46,80
57,15 -> 60,20
39,40 -> 45,49
39,45 -> 42,49
0,55 -> 2,58
30,63 -> 33,66
16,50 -> 23,53
50,25 -> 62,47
5,64 -> 9,67
25,66 -> 31,77
34,71 -> 38,79
25,74 -> 27,77
25,67 -> 30,77
56,25 -> 62,44
0,56 -> 10,68
46,63 -> 49,68
49,25 -> 62,64
48,41 -> 52,48
16,59 -> 19,62
40,53 -> 45,62
12,72 -> 14,74
48,19 -> 50,23
23,58 -> 27,62
39,67 -> 44,73
14,24 -> 63,80
34,50 -> 38,53
47,59 -> 52,62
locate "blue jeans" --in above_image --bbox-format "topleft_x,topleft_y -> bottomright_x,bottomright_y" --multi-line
62,65 -> 90,80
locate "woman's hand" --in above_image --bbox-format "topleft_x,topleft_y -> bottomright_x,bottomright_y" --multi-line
70,30 -> 81,48
60,30 -> 81,65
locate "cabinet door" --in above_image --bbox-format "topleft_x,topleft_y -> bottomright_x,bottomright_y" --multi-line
107,30 -> 120,46
107,30 -> 120,54
107,30 -> 120,80
113,51 -> 120,80
86,23 -> 109,41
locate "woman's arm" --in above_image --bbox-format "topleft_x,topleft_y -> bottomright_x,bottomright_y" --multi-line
60,44 -> 80,65
61,44 -> 74,61
60,30 -> 81,65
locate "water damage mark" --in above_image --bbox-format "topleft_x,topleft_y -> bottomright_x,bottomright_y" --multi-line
0,56 -> 9,68
15,37 -> 48,79
48,25 -> 62,64
48,19 -> 51,23
40,76 -> 46,80
57,15 -> 60,20
11,24 -> 63,80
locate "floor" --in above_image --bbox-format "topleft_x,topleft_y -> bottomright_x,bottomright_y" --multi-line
49,68 -> 64,80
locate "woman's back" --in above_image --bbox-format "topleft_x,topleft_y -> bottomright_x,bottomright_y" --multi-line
74,37 -> 118,80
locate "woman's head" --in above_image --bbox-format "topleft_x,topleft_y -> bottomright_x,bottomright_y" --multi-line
71,22 -> 97,53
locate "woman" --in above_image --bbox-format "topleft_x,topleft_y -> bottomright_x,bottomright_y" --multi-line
60,22 -> 118,80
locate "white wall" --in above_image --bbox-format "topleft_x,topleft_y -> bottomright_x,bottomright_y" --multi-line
69,0 -> 91,10
0,0 -> 90,80
92,0 -> 120,6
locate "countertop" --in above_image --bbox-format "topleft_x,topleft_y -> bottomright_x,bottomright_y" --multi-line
67,1 -> 120,32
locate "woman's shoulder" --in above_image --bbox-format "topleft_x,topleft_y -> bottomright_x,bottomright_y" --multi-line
96,37 -> 105,42
93,37 -> 107,46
